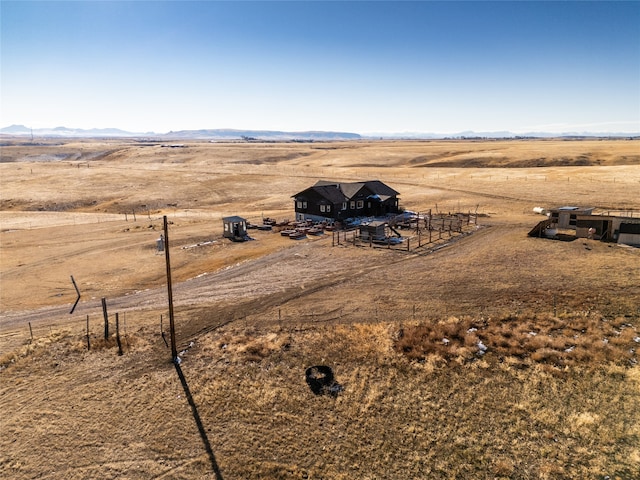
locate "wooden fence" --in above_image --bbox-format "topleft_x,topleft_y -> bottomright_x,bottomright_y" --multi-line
332,212 -> 478,252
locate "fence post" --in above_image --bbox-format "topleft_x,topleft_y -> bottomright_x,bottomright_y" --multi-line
102,297 -> 109,339
86,315 -> 90,350
123,312 -> 129,349
29,322 -> 33,343
115,313 -> 123,356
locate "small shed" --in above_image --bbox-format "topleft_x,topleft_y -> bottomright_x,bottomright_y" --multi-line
359,221 -> 387,242
222,216 -> 248,241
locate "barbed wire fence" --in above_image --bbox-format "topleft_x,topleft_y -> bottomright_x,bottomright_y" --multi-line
4,288 -> 637,361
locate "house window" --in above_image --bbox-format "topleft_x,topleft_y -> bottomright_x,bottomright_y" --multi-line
320,204 -> 326,213
297,201 -> 307,209
357,200 -> 364,209
326,205 -> 331,212
342,202 -> 347,210
350,201 -> 355,209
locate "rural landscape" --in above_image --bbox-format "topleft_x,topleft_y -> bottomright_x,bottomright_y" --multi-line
1,136 -> 639,479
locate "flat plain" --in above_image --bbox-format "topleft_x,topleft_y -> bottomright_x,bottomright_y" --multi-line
1,138 -> 639,479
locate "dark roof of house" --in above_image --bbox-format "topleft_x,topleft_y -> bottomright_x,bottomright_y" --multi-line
294,180 -> 399,202
312,184 -> 349,203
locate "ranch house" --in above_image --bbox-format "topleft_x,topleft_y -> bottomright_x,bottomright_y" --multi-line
292,180 -> 400,223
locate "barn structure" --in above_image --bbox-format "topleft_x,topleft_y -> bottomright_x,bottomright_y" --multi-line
292,180 -> 400,223
222,216 -> 248,242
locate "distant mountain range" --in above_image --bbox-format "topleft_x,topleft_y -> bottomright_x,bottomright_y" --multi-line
1,124 -> 637,140
0,124 -> 146,138
370,130 -> 639,139
0,125 -> 361,141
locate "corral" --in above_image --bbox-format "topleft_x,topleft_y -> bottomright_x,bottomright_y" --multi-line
1,138 -> 639,479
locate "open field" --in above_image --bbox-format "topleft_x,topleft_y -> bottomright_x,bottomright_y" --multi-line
1,138 -> 639,479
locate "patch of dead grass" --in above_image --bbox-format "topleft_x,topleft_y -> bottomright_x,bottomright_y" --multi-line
395,312 -> 639,369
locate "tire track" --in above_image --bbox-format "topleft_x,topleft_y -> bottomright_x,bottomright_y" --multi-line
1,227 -> 489,350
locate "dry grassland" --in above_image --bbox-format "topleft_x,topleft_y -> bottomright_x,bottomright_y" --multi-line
1,138 -> 639,479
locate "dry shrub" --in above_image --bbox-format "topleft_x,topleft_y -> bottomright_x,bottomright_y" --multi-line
87,336 -> 118,351
395,317 -> 480,363
531,348 -> 562,364
0,329 -> 72,369
219,331 -> 290,364
395,312 -> 639,368
492,458 -> 515,477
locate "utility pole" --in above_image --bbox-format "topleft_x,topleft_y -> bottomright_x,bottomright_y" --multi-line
163,216 -> 178,361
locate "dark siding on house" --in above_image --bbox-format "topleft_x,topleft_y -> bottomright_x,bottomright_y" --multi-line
294,187 -> 340,220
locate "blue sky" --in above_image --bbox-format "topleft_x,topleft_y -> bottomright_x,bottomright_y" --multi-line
2,1 -> 639,134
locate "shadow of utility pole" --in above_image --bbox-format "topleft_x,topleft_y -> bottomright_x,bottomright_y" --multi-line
174,361 -> 224,480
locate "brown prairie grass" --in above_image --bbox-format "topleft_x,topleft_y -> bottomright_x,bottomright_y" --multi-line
0,329 -> 72,368
395,312 -> 639,369
1,316 -> 639,479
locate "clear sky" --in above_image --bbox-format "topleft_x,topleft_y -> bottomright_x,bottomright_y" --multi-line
2,1 -> 639,135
